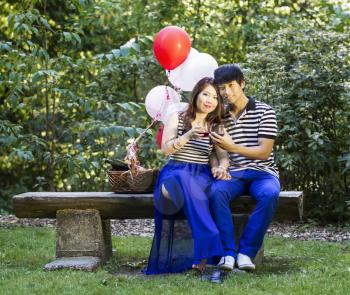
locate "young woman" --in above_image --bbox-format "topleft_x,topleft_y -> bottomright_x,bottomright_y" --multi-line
145,77 -> 230,274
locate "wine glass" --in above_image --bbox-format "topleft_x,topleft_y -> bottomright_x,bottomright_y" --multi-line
196,124 -> 210,138
198,128 -> 210,138
210,123 -> 225,136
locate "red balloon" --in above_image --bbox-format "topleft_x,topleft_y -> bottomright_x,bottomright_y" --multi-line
153,26 -> 191,70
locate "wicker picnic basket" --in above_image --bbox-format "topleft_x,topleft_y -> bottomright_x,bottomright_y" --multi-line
107,168 -> 159,193
106,131 -> 159,193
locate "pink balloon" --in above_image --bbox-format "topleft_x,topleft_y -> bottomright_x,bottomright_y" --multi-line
145,86 -> 181,122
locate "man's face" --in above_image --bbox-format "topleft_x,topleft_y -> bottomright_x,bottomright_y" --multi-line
218,80 -> 245,105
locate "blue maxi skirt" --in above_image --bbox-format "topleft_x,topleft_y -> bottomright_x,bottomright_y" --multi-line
145,160 -> 224,274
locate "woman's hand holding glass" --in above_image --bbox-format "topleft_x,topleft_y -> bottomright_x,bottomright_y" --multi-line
185,126 -> 209,140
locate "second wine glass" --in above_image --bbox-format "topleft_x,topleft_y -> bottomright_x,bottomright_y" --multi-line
210,123 -> 225,136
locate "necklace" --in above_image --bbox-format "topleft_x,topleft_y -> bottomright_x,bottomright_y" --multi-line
191,121 -> 209,131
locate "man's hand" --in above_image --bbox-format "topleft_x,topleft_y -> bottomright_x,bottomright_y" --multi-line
212,130 -> 275,160
210,130 -> 236,152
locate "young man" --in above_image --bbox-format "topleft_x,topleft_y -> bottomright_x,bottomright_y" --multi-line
210,64 -> 280,271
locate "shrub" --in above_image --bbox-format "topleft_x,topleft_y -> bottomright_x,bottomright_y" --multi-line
244,26 -> 350,222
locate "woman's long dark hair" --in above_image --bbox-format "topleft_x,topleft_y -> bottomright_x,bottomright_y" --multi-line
182,77 -> 224,131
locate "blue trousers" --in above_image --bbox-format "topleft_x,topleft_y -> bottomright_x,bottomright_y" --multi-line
209,169 -> 280,259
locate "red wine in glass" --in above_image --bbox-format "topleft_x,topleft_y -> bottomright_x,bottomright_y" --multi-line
211,124 -> 225,136
199,131 -> 210,138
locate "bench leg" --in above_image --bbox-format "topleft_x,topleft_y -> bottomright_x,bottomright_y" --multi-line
102,219 -> 113,258
233,214 -> 264,266
44,209 -> 112,271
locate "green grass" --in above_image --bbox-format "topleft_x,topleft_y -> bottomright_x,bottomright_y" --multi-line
0,227 -> 349,295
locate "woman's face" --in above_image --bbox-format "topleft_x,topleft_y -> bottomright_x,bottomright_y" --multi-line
196,84 -> 219,114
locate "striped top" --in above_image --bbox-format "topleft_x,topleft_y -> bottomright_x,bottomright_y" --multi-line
169,113 -> 213,164
224,97 -> 279,178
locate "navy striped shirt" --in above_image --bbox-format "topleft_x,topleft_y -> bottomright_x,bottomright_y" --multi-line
169,113 -> 213,164
224,97 -> 279,178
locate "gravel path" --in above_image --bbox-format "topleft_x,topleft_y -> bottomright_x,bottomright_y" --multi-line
1,215 -> 349,242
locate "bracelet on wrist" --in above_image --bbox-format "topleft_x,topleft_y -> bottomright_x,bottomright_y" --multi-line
173,138 -> 182,150
171,139 -> 179,151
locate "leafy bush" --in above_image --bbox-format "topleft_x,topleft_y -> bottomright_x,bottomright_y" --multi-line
244,25 -> 350,222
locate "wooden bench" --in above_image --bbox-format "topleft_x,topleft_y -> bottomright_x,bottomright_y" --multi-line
13,191 -> 303,271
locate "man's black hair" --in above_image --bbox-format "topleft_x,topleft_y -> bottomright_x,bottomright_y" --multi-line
214,64 -> 245,85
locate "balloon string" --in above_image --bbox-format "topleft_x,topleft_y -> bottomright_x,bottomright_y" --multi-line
126,79 -> 177,172
142,83 -> 171,142
166,69 -> 183,93
165,85 -> 170,101
143,85 -> 170,136
124,138 -> 140,177
125,116 -> 159,176
134,116 -> 159,143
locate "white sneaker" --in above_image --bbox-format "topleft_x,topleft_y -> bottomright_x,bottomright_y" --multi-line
217,255 -> 235,271
237,253 -> 256,271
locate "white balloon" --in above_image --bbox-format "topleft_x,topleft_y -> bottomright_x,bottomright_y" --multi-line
164,102 -> 189,122
145,86 -> 181,122
168,50 -> 218,91
168,48 -> 199,89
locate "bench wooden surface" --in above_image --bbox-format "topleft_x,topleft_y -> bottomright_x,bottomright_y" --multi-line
12,190 -> 303,271
13,191 -> 303,222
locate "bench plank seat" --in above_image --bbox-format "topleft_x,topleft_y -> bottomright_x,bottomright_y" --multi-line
13,191 -> 303,222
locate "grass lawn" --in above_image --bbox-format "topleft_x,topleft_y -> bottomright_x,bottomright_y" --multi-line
0,227 -> 349,295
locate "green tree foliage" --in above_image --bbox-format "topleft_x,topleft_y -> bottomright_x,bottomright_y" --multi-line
0,0 -> 349,221
244,25 -> 350,221
0,1 -> 163,212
